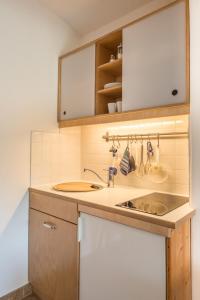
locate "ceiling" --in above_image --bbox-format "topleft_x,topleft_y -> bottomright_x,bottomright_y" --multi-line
40,0 -> 154,35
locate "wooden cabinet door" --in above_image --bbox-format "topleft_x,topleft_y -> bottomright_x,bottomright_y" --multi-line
60,45 -> 95,120
29,209 -> 78,300
123,2 -> 186,112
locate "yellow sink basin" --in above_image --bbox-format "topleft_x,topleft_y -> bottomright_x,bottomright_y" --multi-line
53,181 -> 104,192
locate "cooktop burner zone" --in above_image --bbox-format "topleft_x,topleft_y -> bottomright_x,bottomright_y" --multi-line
116,192 -> 189,216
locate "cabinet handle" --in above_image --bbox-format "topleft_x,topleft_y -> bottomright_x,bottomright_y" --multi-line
43,222 -> 56,230
172,89 -> 178,96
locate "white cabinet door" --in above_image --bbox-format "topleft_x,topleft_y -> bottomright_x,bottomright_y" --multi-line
123,2 -> 186,111
60,45 -> 95,120
79,213 -> 166,300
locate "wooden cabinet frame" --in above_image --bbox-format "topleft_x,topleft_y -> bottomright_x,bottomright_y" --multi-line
57,0 -> 190,128
166,219 -> 192,300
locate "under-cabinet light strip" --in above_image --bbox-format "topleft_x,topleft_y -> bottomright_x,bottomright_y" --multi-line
107,120 -> 184,131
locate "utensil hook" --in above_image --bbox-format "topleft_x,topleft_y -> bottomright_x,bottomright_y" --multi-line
157,134 -> 160,147
127,136 -> 130,148
117,136 -> 120,149
112,137 -> 116,147
130,135 -> 134,144
134,134 -> 137,143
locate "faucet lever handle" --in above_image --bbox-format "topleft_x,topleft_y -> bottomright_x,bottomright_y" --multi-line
108,167 -> 118,176
103,167 -> 117,175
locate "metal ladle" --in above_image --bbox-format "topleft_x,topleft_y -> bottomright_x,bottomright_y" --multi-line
148,134 -> 168,183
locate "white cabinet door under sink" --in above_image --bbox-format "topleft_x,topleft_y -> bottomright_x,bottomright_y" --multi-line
123,2 -> 186,111
60,45 -> 95,120
79,213 -> 166,300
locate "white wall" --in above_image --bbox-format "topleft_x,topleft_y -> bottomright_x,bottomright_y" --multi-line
190,0 -> 200,299
0,0 -> 79,296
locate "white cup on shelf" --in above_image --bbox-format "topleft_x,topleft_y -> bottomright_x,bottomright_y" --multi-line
116,101 -> 122,112
108,103 -> 116,114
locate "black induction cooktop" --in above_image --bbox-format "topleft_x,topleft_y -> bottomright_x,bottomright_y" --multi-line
116,193 -> 189,216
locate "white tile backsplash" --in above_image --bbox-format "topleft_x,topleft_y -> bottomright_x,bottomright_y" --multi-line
81,116 -> 189,195
31,128 -> 81,186
31,115 -> 189,195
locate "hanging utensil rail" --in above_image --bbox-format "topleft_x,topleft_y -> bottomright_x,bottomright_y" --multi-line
102,131 -> 188,142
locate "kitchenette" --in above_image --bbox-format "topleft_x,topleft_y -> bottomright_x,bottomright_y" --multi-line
2,0 -> 200,299
27,0 -> 194,300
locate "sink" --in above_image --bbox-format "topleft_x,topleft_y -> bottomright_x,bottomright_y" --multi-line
53,181 -> 104,192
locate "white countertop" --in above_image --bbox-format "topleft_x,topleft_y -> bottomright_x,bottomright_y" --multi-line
30,182 -> 195,229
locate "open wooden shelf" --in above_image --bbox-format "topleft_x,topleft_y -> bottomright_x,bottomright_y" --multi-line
98,58 -> 122,76
97,85 -> 122,97
95,30 -> 123,115
59,103 -> 190,128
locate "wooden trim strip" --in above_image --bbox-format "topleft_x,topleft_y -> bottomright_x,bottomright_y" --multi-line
59,103 -> 190,128
78,204 -> 173,237
57,58 -> 62,122
166,220 -> 192,300
185,0 -> 190,102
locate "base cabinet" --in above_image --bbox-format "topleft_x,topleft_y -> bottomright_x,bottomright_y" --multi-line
29,208 -> 78,300
28,191 -> 191,300
79,212 -> 191,300
79,213 -> 166,300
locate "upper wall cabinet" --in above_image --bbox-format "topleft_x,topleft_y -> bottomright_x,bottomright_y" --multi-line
59,45 -> 95,120
58,1 -> 189,127
123,2 -> 186,112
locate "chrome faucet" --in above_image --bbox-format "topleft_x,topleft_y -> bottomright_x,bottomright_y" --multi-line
83,167 -> 117,188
